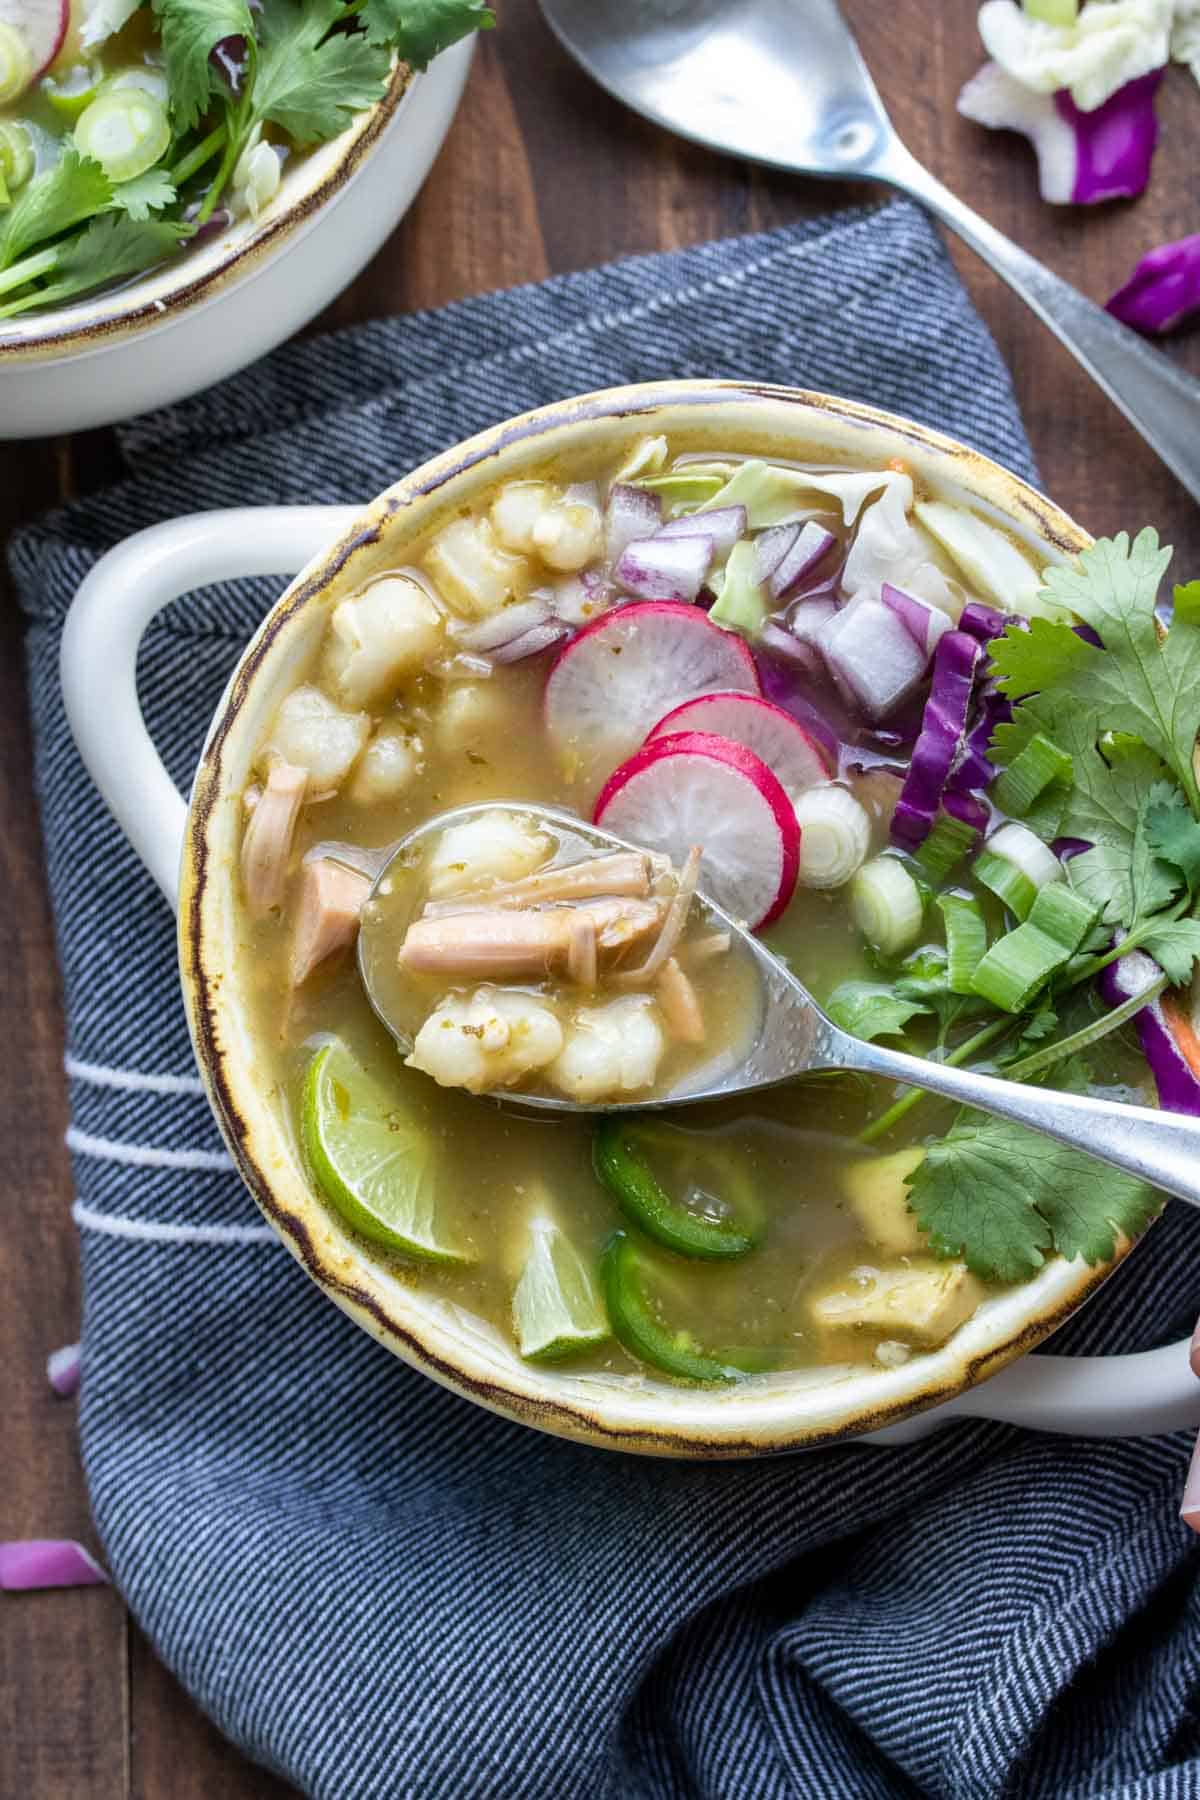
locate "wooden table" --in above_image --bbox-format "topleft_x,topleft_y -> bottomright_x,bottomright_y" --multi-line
3,4 -> 1198,1792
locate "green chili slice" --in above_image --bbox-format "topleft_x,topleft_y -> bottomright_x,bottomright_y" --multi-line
602,1232 -> 736,1383
593,1119 -> 761,1259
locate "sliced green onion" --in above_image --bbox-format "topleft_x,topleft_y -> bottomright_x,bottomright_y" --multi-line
851,855 -> 925,955
914,808 -> 980,884
991,733 -> 1072,818
42,64 -> 106,122
602,1232 -> 736,1383
708,538 -> 767,637
100,67 -> 171,107
0,122 -> 34,204
592,1120 -> 760,1259
74,89 -> 171,185
795,785 -> 872,890
0,24 -> 32,106
971,881 -> 1098,1012
936,892 -> 988,994
974,822 -> 1062,920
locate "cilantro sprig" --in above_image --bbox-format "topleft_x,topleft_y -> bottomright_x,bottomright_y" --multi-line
0,0 -> 493,316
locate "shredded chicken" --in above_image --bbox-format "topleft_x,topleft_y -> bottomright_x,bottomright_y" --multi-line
419,850 -> 654,917
655,957 -> 705,1044
566,914 -> 598,988
399,897 -> 664,979
240,760 -> 308,918
291,858 -> 371,985
614,845 -> 702,988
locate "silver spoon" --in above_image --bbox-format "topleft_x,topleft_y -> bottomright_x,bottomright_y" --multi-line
538,0 -> 1200,508
357,801 -> 1200,1210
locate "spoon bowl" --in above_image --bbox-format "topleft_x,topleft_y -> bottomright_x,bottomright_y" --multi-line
359,800 -> 1200,1214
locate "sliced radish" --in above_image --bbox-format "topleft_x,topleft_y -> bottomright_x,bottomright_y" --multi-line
0,0 -> 68,86
594,731 -> 799,930
656,506 -> 746,554
545,600 -> 759,782
615,534 -> 714,602
605,484 -> 661,563
646,690 -> 834,796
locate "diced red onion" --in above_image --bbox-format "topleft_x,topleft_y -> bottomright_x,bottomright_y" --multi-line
1107,232 -> 1200,337
882,582 -> 953,658
46,1343 -> 81,1398
0,1541 -> 108,1591
770,522 -> 837,603
615,534 -> 714,603
1053,837 -> 1091,862
553,568 -> 614,625
605,484 -> 662,563
488,620 -> 570,664
756,522 -> 801,586
891,630 -> 983,850
818,597 -> 929,721
958,601 -> 1012,644
453,596 -> 552,653
657,506 -> 746,554
1100,948 -> 1200,1115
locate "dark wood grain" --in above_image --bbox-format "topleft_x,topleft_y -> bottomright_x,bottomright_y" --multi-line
1,3 -> 1197,1792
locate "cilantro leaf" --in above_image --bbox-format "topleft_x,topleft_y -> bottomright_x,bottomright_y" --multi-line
825,981 -> 930,1042
361,0 -> 494,66
1020,530 -> 1200,812
109,169 -> 178,221
907,1114 -> 1159,1283
0,214 -> 184,318
1137,919 -> 1200,986
1144,787 -> 1200,896
1066,766 -> 1181,928
254,0 -> 391,145
153,0 -> 256,130
0,152 -> 112,269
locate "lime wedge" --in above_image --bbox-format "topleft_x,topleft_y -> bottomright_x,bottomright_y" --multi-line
302,1042 -> 468,1263
512,1217 -> 608,1362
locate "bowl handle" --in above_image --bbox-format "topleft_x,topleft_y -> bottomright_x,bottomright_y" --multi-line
61,507 -> 364,910
868,1337 -> 1198,1443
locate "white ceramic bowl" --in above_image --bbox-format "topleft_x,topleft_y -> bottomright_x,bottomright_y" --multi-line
0,39 -> 473,439
60,380 -> 1200,1455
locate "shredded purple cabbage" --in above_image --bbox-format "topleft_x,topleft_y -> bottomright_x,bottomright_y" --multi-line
891,630 -> 983,851
1107,232 -> 1200,336
1100,949 -> 1200,1115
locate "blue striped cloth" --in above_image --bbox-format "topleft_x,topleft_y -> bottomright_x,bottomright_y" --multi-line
11,200 -> 1200,1799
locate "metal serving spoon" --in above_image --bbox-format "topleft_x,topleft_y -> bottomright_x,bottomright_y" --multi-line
538,0 -> 1200,508
356,802 -> 1200,1211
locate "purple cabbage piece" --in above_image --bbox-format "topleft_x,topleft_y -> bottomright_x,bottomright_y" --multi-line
1100,948 -> 1200,1115
944,789 -> 988,835
1107,232 -> 1200,337
752,652 -> 843,768
210,35 -> 249,95
958,601 -> 1012,644
947,681 -> 1013,797
958,62 -> 1161,206
0,1540 -> 108,1591
890,630 -> 983,851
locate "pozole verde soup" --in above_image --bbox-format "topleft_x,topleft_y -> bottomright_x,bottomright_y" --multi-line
239,439 -> 1155,1385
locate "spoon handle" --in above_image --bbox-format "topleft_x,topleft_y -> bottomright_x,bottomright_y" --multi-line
831,1024 -> 1200,1209
880,146 -> 1200,508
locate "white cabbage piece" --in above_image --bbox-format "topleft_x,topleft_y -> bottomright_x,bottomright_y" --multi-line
263,686 -> 370,790
841,477 -> 961,614
408,988 -> 563,1093
913,501 -> 1059,618
426,809 -> 553,897
978,0 -> 1173,110
324,575 -> 444,707
548,995 -> 665,1103
697,460 -> 906,530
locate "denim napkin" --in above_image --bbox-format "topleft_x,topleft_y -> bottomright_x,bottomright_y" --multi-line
11,199 -> 1200,1800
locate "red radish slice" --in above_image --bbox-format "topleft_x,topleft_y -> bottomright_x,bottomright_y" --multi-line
545,600 -> 759,782
594,731 -> 799,930
0,0 -> 68,85
615,533 -> 714,602
646,690 -> 834,795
